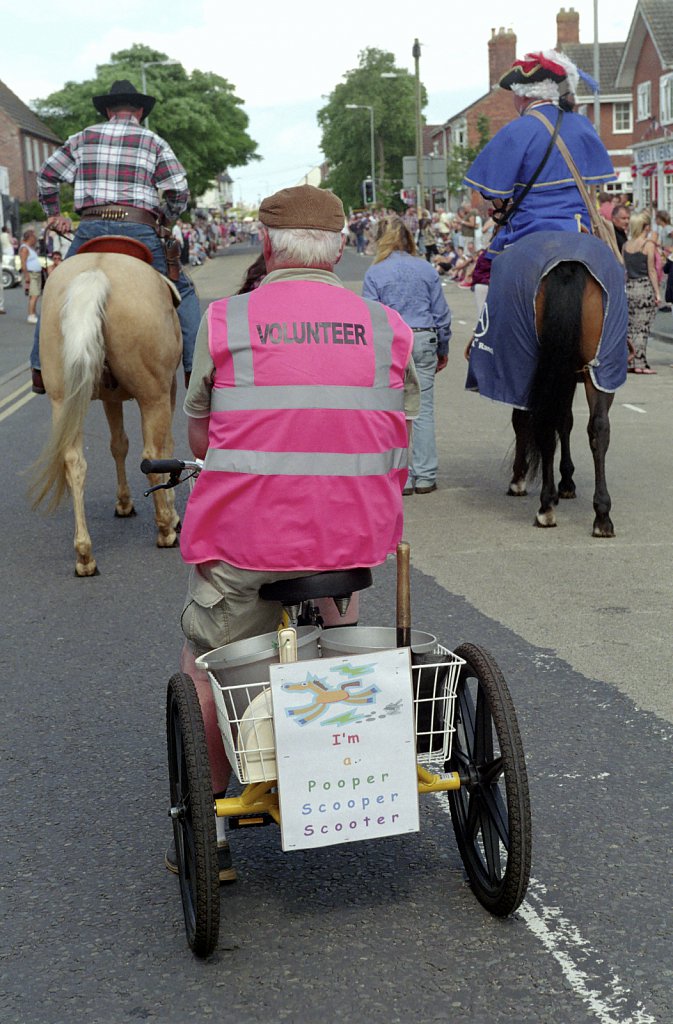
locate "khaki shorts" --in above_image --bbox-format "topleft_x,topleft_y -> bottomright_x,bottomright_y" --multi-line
28,271 -> 42,297
181,562 -> 314,657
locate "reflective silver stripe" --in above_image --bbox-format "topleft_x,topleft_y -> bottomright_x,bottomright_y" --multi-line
362,298 -> 394,386
209,385 -> 404,412
226,294 -> 255,386
204,448 -> 407,476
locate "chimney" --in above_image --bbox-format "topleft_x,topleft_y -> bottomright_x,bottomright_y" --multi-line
488,27 -> 517,88
556,7 -> 580,47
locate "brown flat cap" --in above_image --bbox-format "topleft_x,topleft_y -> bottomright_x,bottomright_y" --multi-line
259,184 -> 344,232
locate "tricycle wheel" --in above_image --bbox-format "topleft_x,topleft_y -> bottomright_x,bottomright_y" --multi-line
166,672 -> 220,957
446,643 -> 531,916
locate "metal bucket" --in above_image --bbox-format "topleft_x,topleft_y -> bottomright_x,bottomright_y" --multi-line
319,625 -> 436,657
197,625 -> 322,690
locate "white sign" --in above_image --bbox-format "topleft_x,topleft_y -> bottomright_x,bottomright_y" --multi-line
270,649 -> 420,851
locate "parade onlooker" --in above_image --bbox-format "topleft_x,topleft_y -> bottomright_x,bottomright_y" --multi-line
363,216 -> 451,496
19,229 -> 43,324
610,204 -> 630,253
623,210 -> 659,374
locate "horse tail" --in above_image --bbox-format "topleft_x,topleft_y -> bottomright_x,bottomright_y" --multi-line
30,269 -> 110,511
526,261 -> 589,478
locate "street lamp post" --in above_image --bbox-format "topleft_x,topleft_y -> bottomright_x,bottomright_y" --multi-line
140,59 -> 180,128
413,38 -> 424,219
345,103 -> 376,205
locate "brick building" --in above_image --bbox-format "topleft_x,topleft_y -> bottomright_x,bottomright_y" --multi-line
0,79 -> 61,223
429,25 -> 518,207
556,8 -> 634,195
435,8 -> 636,210
615,0 -> 673,212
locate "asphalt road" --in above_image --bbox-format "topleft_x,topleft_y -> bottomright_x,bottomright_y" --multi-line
1,245 -> 672,1024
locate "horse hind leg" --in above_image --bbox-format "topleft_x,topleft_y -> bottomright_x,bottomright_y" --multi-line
585,381 -> 615,537
102,400 -> 135,518
535,430 -> 559,528
138,397 -> 180,548
557,406 -> 577,500
63,438 -> 98,576
508,408 -> 529,496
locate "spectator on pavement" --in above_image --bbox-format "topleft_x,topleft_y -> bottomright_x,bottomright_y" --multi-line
19,229 -> 43,324
363,216 -> 451,496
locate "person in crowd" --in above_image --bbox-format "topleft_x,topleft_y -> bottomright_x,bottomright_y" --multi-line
623,210 -> 660,374
610,204 -> 630,253
164,185 -> 419,880
464,50 -> 615,258
19,229 -> 43,324
46,251 -> 63,276
33,79 -> 200,393
363,216 -> 451,496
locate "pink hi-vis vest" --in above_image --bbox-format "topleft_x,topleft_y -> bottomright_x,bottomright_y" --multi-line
180,279 -> 413,571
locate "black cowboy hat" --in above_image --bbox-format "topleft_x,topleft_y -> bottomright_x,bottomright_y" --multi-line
92,80 -> 156,119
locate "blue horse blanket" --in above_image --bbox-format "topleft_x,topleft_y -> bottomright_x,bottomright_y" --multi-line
466,232 -> 628,409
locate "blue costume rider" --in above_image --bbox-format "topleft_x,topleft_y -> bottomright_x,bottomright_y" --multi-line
463,49 -> 616,257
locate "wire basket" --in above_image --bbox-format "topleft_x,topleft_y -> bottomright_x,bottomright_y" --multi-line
207,643 -> 464,784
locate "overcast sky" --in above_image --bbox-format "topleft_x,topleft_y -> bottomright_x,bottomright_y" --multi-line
3,0 -> 637,206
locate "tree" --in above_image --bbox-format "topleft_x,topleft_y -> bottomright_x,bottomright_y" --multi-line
32,44 -> 259,200
318,48 -> 425,211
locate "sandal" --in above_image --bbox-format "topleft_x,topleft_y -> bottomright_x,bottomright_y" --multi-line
634,367 -> 657,374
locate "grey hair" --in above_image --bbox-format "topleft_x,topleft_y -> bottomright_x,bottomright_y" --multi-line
265,226 -> 342,267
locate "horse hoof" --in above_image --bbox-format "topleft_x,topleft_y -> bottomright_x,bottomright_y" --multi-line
74,563 -> 100,577
592,524 -> 615,538
535,513 -> 557,528
507,485 -> 528,497
558,489 -> 576,500
156,534 -> 179,549
114,506 -> 137,518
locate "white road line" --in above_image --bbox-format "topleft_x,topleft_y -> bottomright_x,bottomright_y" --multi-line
0,390 -> 35,422
432,794 -> 656,1024
0,379 -> 32,411
622,404 -> 647,414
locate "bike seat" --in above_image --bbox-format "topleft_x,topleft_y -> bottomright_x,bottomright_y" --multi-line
259,568 -> 373,606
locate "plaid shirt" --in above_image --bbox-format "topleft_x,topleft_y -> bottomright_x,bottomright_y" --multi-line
38,115 -> 190,219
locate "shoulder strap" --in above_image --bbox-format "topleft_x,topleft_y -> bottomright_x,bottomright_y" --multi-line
492,109 -> 563,227
528,109 -> 624,265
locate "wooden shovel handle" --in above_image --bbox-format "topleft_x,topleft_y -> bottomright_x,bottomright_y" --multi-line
396,541 -> 411,647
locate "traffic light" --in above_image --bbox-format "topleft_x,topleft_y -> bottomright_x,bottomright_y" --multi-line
362,178 -> 374,204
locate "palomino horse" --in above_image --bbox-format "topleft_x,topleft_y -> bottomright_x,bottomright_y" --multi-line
467,232 -> 628,537
30,246 -> 182,575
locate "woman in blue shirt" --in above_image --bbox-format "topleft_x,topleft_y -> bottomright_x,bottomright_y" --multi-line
363,218 -> 451,495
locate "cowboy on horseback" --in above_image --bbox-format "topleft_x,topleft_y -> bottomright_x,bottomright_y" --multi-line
464,49 -> 616,258
32,79 -> 200,393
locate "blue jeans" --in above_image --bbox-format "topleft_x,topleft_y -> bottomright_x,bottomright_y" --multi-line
408,330 -> 439,487
31,220 -> 200,372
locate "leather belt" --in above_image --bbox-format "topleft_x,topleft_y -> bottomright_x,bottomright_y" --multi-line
411,327 -> 435,332
79,204 -> 159,227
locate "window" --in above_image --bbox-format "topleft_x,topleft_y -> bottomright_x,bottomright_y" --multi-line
32,139 -> 40,172
661,74 -> 673,124
637,81 -> 651,120
664,174 -> 673,214
24,135 -> 33,172
613,102 -> 633,133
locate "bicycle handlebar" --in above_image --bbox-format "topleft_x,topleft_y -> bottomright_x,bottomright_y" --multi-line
140,457 -> 203,496
141,458 -> 191,475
